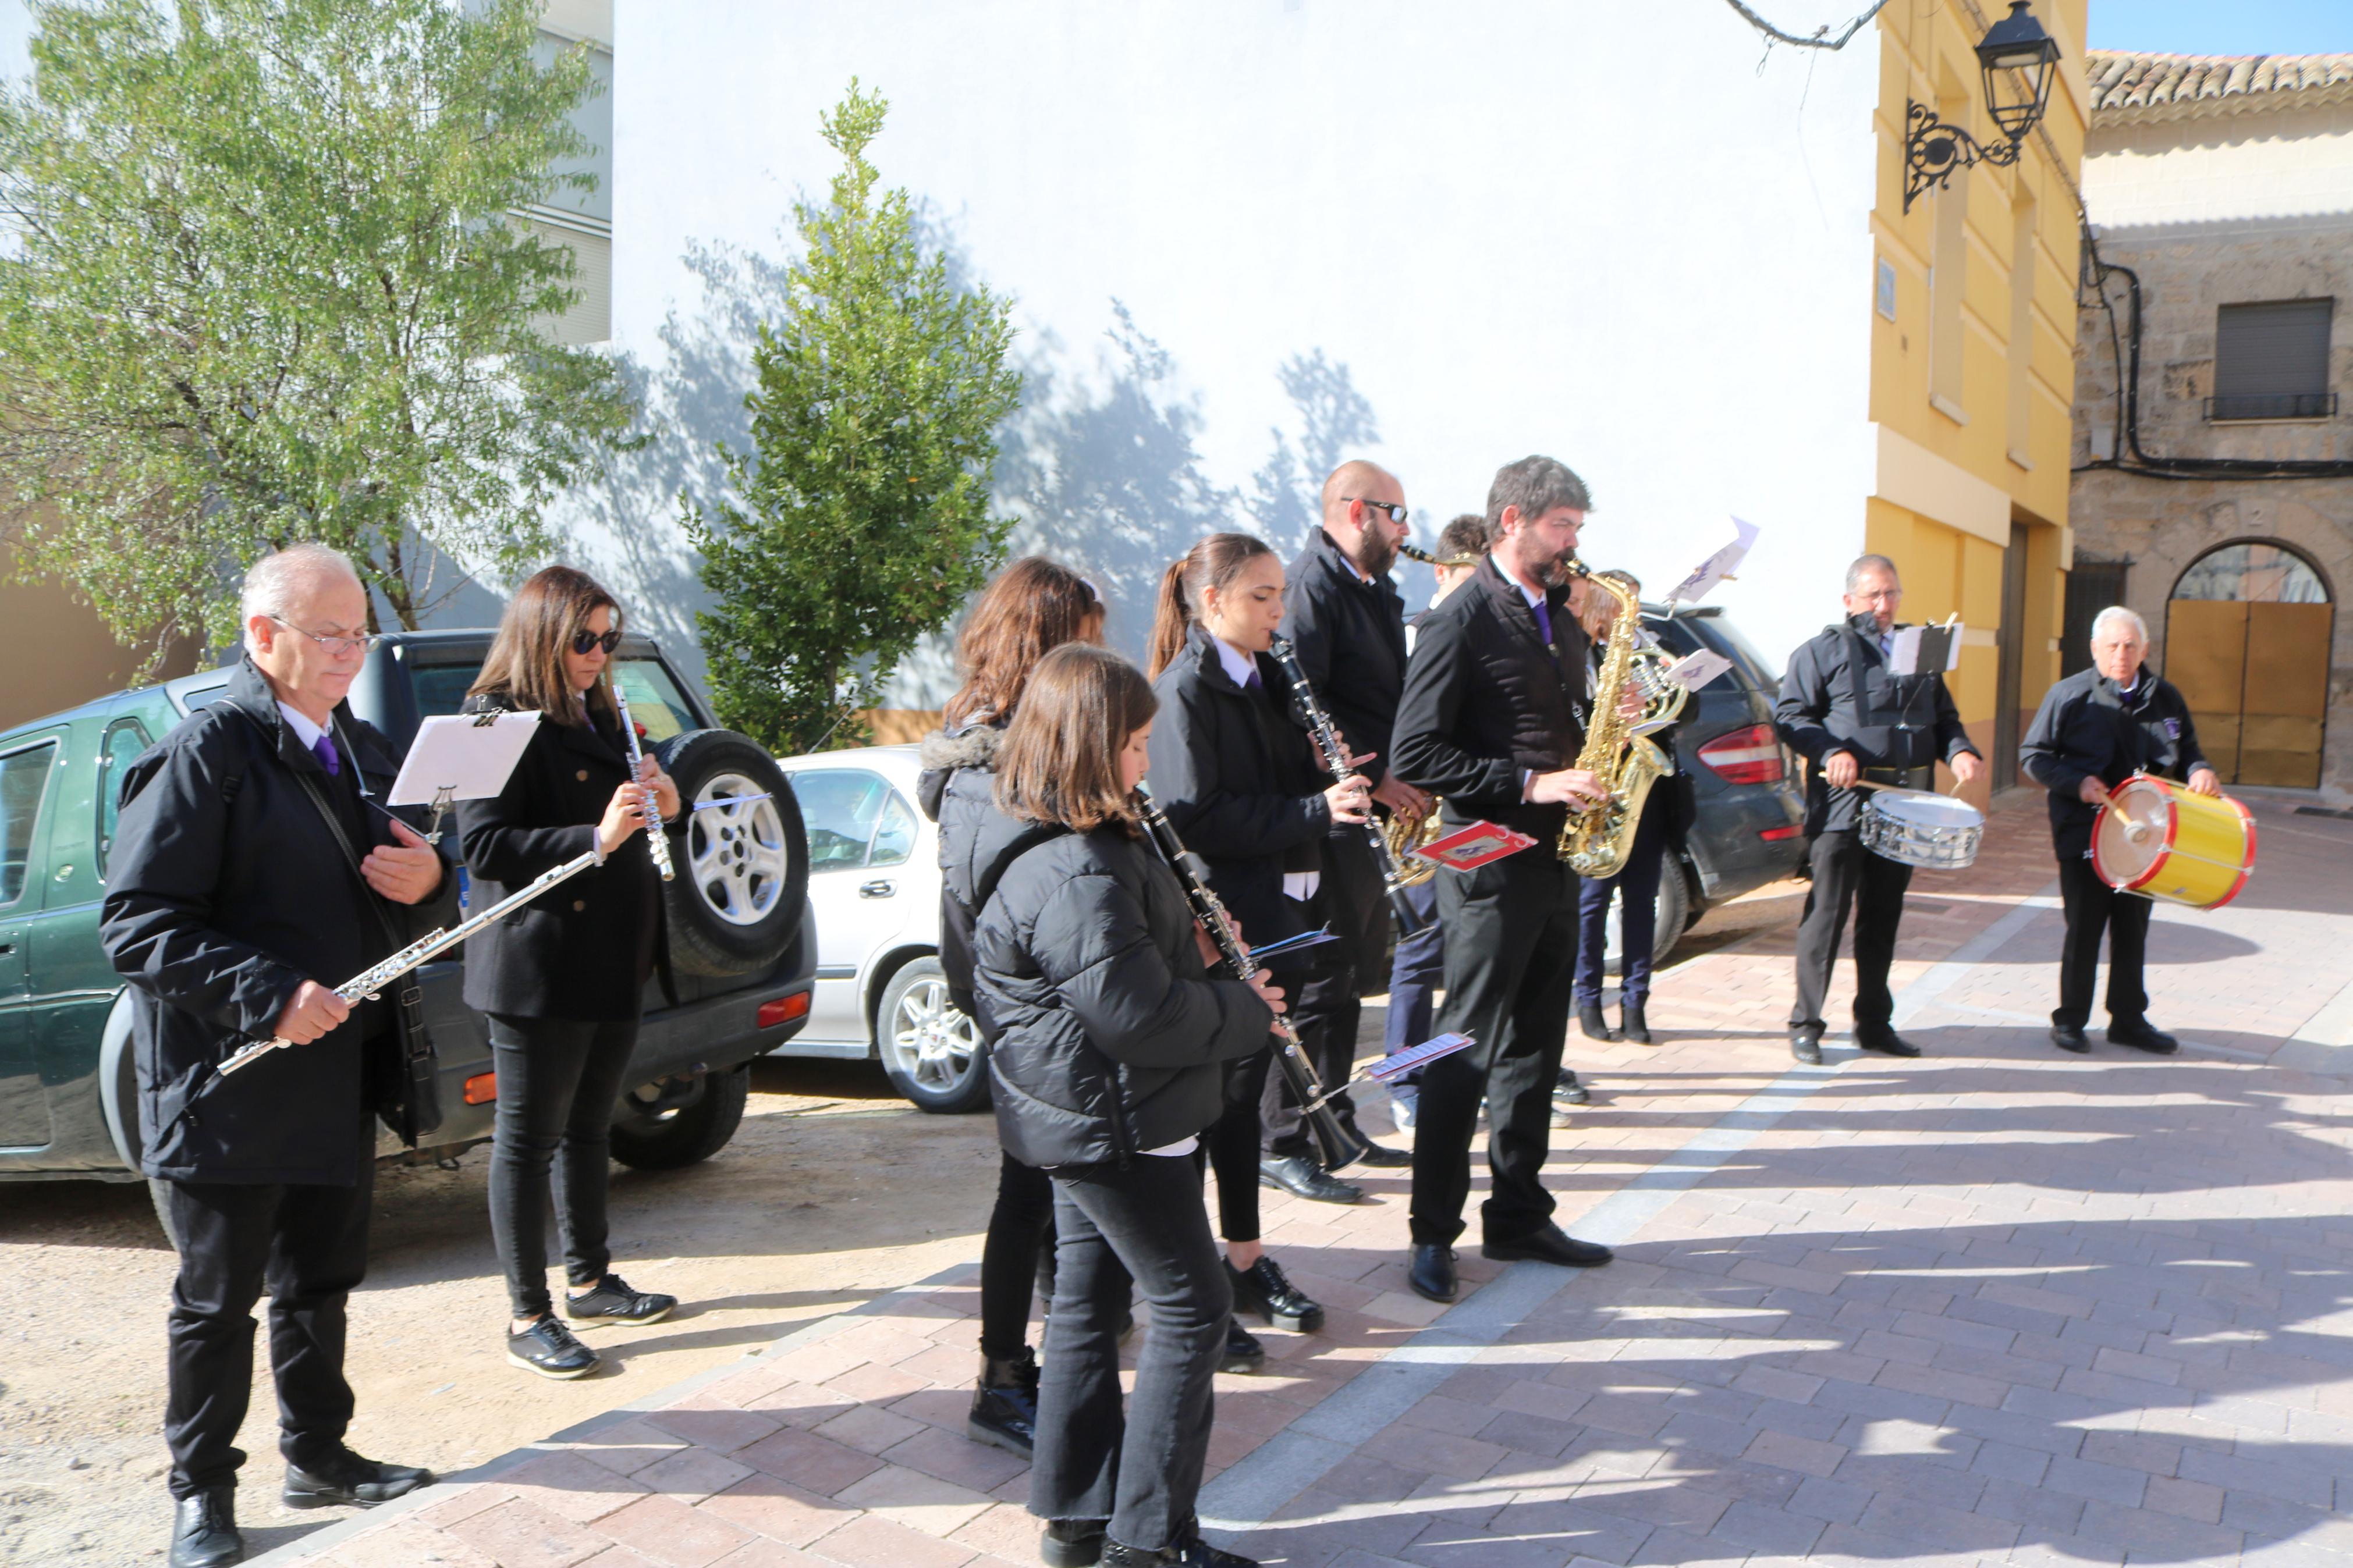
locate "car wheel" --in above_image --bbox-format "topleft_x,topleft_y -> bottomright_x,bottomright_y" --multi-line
656,730 -> 810,978
608,1064 -> 751,1170
1604,853 -> 1696,974
876,958 -> 989,1114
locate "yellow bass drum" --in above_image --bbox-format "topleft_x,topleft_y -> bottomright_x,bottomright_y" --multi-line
2090,773 -> 2257,910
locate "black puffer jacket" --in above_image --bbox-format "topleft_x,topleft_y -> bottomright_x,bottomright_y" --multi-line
971,803 -> 1271,1168
918,721 -> 1007,1021
2019,665 -> 2210,858
1774,614 -> 1979,834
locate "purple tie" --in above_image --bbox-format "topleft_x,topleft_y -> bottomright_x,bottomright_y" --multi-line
311,733 -> 340,778
1244,667 -> 1262,691
1533,598 -> 1553,648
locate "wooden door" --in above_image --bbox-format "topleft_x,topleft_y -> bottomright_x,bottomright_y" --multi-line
2166,600 -> 2248,778
2163,598 -> 2332,786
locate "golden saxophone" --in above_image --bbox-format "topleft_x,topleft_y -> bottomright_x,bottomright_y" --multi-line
1555,558 -> 1687,877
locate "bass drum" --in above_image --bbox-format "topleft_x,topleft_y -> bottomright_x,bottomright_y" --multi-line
655,729 -> 809,977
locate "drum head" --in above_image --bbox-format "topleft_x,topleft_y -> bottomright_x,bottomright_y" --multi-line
2093,778 -> 2170,887
1868,790 -> 1986,830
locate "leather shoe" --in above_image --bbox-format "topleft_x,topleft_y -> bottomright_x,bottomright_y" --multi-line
1349,1140 -> 1412,1168
170,1489 -> 243,1568
2108,1019 -> 2180,1054
2050,1023 -> 2091,1054
1040,1517 -> 1110,1568
1483,1223 -> 1614,1269
1407,1243 -> 1458,1304
282,1448 -> 434,1509
1578,1002 -> 1617,1042
1218,1316 -> 1266,1374
1258,1154 -> 1361,1205
1854,1026 -> 1921,1058
1790,1027 -> 1823,1065
1619,1002 -> 1652,1046
1101,1531 -> 1259,1566
1227,1255 -> 1325,1333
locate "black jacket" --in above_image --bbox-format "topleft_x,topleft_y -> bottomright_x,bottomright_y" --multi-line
971,806 -> 1271,1168
455,691 -> 665,1022
2019,666 -> 2210,859
1146,625 -> 1330,953
1775,614 -> 1980,834
1392,554 -> 1592,842
100,659 -> 454,1185
1279,529 -> 1408,788
918,721 -> 1007,1022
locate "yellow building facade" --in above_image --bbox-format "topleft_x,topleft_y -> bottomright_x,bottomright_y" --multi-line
1865,0 -> 2089,801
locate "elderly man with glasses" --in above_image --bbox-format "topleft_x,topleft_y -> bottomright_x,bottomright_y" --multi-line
101,543 -> 451,1567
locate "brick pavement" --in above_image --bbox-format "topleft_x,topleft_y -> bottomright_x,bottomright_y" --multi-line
259,794 -> 2353,1568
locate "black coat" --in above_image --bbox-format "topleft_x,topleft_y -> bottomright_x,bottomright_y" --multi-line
1774,614 -> 1980,834
100,659 -> 454,1185
971,807 -> 1271,1167
1392,554 -> 1593,842
918,721 -> 1007,1022
455,691 -> 663,1022
2019,666 -> 2210,859
1279,529 -> 1408,788
1147,625 -> 1331,956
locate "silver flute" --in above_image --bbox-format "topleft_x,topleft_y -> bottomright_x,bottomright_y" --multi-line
1267,635 -> 1432,937
612,685 -> 676,882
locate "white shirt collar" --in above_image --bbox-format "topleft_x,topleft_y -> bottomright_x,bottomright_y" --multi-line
278,702 -> 328,750
1212,635 -> 1258,689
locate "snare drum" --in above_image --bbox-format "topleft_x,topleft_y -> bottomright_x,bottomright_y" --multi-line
1859,789 -> 1985,871
2091,773 -> 2256,909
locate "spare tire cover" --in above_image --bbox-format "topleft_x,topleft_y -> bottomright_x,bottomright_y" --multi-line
655,728 -> 809,978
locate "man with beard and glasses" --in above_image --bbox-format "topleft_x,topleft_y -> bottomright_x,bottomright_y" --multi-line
1389,455 -> 1617,1306
1257,460 -> 1425,1195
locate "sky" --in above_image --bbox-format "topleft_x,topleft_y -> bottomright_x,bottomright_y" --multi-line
2086,0 -> 2352,55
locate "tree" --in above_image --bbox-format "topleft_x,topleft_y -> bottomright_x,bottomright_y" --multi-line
684,80 -> 1021,755
0,0 -> 636,660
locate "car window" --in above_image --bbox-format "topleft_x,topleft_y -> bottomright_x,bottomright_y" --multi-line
95,717 -> 154,879
869,789 -> 917,868
0,739 -> 60,906
610,659 -> 694,744
791,769 -> 892,873
410,663 -> 483,720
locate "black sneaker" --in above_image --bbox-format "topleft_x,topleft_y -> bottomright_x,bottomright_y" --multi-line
281,1446 -> 434,1509
1218,1316 -> 1266,1374
1102,1531 -> 1260,1566
1041,1517 -> 1110,1568
565,1274 -> 677,1325
1226,1256 -> 1325,1333
507,1315 -> 601,1379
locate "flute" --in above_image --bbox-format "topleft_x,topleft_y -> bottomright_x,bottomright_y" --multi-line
1268,635 -> 1432,937
1134,784 -> 1371,1171
612,685 -> 675,882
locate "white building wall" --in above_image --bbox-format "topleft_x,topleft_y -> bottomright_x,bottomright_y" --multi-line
2083,100 -> 2353,227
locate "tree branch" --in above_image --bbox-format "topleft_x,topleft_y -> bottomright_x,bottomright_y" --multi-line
1720,0 -> 1890,49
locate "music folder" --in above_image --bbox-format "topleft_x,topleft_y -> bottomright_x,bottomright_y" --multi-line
388,711 -> 543,816
1888,621 -> 1962,676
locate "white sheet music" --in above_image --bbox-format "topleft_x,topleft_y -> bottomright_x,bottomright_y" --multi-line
1666,517 -> 1760,608
1888,623 -> 1963,676
388,712 -> 542,806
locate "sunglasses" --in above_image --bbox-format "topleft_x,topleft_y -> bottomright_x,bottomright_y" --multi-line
570,628 -> 624,656
1344,498 -> 1410,526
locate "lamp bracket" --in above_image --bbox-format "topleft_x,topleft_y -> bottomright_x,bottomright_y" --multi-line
1903,99 -> 2022,212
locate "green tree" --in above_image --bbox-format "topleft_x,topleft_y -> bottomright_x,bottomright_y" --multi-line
0,0 -> 636,660
685,80 -> 1021,755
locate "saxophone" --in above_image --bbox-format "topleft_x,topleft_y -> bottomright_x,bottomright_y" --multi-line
1555,559 -> 1683,877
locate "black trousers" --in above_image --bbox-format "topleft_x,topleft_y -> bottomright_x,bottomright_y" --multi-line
1573,800 -> 1669,1008
1408,848 -> 1581,1248
1788,831 -> 1914,1033
1202,1044 -> 1275,1243
979,1150 -> 1057,1361
1264,847 -> 1381,1155
1032,1153 -> 1230,1551
487,1014 -> 640,1318
162,1158 -> 374,1498
2056,852 -> 2152,1029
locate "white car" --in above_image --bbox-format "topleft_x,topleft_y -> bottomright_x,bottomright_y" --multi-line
770,745 -> 987,1112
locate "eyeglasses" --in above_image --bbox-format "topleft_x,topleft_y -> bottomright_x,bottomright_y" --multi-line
1345,499 -> 1410,526
270,617 -> 379,657
570,629 -> 624,656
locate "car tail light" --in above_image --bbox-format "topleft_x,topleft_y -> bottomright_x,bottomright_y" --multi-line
757,992 -> 811,1029
1699,724 -> 1786,785
1759,823 -> 1805,841
463,1072 -> 497,1105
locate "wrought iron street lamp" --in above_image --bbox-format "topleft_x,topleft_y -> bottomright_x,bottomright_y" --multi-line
1902,1 -> 2063,212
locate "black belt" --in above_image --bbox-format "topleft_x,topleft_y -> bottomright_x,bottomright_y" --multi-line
1861,766 -> 1931,790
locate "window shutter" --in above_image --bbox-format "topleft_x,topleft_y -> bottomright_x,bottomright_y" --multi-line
2212,300 -> 2333,419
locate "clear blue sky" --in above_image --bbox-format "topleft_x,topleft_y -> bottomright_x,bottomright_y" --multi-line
2088,0 -> 2352,56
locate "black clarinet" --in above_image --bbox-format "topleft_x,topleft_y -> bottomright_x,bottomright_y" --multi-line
1268,635 -> 1431,937
1134,784 -> 1371,1172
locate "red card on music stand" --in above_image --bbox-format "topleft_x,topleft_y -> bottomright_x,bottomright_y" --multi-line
1414,820 -> 1539,870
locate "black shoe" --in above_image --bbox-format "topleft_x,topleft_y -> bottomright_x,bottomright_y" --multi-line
1041,1517 -> 1111,1568
507,1315 -> 601,1379
1102,1530 -> 1260,1566
2051,1023 -> 2091,1054
2108,1019 -> 2180,1054
967,1349 -> 1039,1456
1619,1001 -> 1651,1045
1227,1256 -> 1325,1333
1552,1072 -> 1591,1111
1219,1316 -> 1266,1374
1407,1243 -> 1458,1304
170,1489 -> 243,1568
1790,1027 -> 1824,1065
1483,1223 -> 1614,1270
1854,1026 -> 1921,1058
1578,1002 -> 1617,1042
565,1273 -> 677,1325
282,1448 -> 434,1509
1257,1153 -> 1362,1205
1349,1139 -> 1412,1168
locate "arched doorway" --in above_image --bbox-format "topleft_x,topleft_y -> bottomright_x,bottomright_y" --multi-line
2165,541 -> 2334,788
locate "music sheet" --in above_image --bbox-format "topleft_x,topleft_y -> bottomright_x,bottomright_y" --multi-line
388,711 -> 543,806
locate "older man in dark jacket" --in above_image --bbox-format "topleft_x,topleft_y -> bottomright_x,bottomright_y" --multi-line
101,545 -> 449,1568
1774,554 -> 1982,1064
2020,605 -> 2217,1056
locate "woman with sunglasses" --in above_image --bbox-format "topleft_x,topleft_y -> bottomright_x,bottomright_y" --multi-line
458,567 -> 683,1379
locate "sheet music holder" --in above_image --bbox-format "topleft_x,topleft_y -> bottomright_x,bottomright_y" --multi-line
1665,517 -> 1760,611
387,710 -> 543,842
1414,820 -> 1539,871
1888,621 -> 1962,676
1367,1033 -> 1476,1082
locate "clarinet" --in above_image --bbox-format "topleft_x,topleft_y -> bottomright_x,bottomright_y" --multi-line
1134,784 -> 1371,1172
612,685 -> 676,882
1267,635 -> 1431,937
